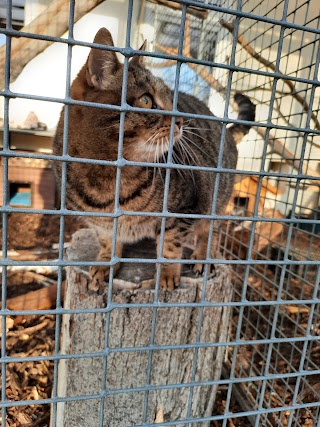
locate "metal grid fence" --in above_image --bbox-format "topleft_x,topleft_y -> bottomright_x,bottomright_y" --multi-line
1,0 -> 320,426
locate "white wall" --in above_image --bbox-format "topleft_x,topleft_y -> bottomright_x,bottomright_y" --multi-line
1,0 -> 141,130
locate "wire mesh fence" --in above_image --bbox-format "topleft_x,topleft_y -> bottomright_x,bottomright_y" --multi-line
0,0 -> 319,426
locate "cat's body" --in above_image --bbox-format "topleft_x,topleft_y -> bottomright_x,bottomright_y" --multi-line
53,28 -> 255,289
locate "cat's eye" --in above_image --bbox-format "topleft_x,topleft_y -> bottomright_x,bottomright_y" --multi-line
135,94 -> 156,109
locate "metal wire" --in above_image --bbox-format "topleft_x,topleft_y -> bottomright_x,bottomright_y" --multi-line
0,0 -> 320,426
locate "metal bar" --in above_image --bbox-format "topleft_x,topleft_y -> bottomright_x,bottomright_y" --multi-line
1,2 -> 12,425
1,1 -> 320,426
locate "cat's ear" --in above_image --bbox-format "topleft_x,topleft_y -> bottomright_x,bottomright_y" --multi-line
130,39 -> 147,66
86,27 -> 120,89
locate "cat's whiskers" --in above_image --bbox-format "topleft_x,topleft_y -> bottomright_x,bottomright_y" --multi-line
183,127 -> 215,144
175,141 -> 189,165
146,132 -> 160,182
139,132 -> 158,152
172,150 -> 186,182
159,138 -> 165,186
179,136 -> 201,167
182,126 -> 215,150
173,141 -> 196,187
181,130 -> 211,158
132,131 -> 160,159
151,137 -> 159,189
183,125 -> 213,131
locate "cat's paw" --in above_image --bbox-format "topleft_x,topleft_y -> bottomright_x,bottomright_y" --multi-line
89,263 -> 121,290
89,265 -> 110,289
159,264 -> 181,291
190,249 -> 216,277
89,249 -> 121,290
192,262 -> 216,278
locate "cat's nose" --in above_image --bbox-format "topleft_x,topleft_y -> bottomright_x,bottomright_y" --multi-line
175,117 -> 183,129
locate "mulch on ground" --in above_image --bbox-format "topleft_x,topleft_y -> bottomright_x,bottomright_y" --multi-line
4,213 -> 83,251
4,315 -> 55,427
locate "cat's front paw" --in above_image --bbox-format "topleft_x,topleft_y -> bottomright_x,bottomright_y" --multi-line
89,263 -> 121,290
190,251 -> 217,277
89,249 -> 121,290
89,265 -> 108,288
159,263 -> 181,291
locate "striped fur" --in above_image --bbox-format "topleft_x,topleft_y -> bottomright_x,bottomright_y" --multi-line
53,28 -> 255,290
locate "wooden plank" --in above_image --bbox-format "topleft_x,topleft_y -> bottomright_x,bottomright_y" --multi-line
3,282 -> 64,312
0,0 -> 105,88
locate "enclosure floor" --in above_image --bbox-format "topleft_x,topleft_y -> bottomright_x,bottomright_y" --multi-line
1,215 -> 319,426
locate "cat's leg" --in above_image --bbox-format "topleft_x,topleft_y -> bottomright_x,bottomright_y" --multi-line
156,224 -> 184,291
89,228 -> 123,286
191,219 -> 219,275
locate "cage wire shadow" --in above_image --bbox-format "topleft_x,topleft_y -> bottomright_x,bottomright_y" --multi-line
1,0 -> 320,426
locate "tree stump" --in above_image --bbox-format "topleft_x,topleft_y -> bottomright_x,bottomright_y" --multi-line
56,229 -> 233,427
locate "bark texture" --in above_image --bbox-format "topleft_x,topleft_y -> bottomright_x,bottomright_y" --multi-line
56,229 -> 233,427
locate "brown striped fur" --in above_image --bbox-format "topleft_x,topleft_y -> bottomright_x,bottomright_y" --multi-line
53,28 -> 255,290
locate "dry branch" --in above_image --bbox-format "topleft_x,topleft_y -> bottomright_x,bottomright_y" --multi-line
7,318 -> 50,337
153,16 -> 225,92
155,42 -> 225,91
154,47 -> 320,181
147,0 -> 208,20
220,19 -> 320,131
152,14 -> 320,183
0,0 -> 105,89
152,18 -> 320,181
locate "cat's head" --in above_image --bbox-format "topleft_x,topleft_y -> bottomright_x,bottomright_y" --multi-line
71,28 -> 183,162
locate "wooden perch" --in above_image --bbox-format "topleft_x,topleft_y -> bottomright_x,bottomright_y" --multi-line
0,0 -> 105,89
55,229 -> 233,427
147,0 -> 208,20
220,19 -> 320,131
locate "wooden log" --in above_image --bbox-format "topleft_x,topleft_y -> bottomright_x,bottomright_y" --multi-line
56,229 -> 233,427
0,0 -> 105,89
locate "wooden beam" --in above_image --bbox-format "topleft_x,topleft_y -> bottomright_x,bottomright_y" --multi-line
3,282 -> 65,312
0,0 -> 105,89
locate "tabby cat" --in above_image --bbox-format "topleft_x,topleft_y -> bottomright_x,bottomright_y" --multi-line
53,28 -> 255,290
